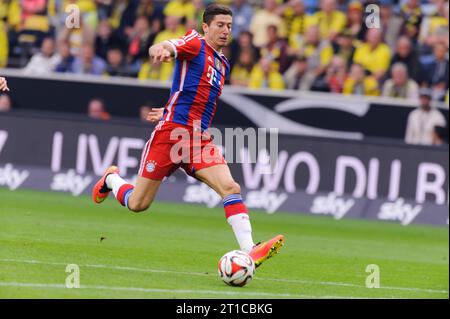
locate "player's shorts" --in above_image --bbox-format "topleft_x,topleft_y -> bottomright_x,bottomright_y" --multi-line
138,121 -> 227,181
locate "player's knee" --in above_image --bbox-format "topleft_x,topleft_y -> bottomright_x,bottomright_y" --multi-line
128,200 -> 152,213
222,180 -> 241,197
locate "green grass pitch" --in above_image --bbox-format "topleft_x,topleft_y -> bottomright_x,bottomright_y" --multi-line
0,188 -> 448,299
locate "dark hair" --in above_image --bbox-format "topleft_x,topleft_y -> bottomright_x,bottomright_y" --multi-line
203,4 -> 233,25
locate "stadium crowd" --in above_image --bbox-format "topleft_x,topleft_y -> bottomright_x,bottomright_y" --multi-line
0,0 -> 448,102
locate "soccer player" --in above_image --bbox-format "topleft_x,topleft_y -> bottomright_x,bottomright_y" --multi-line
92,4 -> 284,268
0,77 -> 9,91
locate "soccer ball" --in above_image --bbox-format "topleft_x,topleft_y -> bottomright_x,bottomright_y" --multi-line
218,250 -> 255,287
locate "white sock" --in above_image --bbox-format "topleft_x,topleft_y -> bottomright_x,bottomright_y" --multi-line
106,173 -> 128,198
227,213 -> 255,253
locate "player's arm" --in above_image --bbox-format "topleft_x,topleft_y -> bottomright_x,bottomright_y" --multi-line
148,42 -> 175,64
150,30 -> 202,63
0,77 -> 9,91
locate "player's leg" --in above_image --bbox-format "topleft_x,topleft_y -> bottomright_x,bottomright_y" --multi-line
106,173 -> 162,212
194,164 -> 285,267
92,122 -> 171,212
92,165 -> 162,212
194,164 -> 255,253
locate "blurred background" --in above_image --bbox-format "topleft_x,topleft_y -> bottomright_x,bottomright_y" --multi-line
0,1 -> 449,103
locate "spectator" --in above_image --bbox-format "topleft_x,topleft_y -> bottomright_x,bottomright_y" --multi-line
281,0 -> 313,48
230,0 -> 254,40
330,29 -> 356,69
23,37 -> 61,75
191,0 -> 205,31
399,0 -> 423,41
163,0 -> 195,21
310,0 -> 346,41
343,64 -> 380,96
405,89 -> 447,145
390,36 -> 423,83
0,94 -> 12,112
117,0 -> 164,37
95,19 -> 124,61
16,0 -> 51,52
325,55 -> 347,93
249,58 -> 285,90
283,55 -> 309,90
185,18 -> 198,33
104,47 -> 133,77
87,98 -> 111,120
125,16 -> 155,67
345,1 -> 366,42
70,43 -> 107,75
153,15 -> 185,45
230,49 -> 255,87
419,0 -> 449,47
294,25 -> 333,91
382,63 -> 420,100
379,1 -> 403,50
422,42 -> 449,101
57,8 -> 97,57
0,0 -> 448,105
96,0 -> 114,20
261,25 -> 290,73
353,28 -> 392,81
135,0 -> 163,21
250,0 -> 287,48
55,41 -> 75,73
230,30 -> 258,70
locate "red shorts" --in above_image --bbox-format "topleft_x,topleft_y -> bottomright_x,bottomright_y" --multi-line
138,121 -> 227,181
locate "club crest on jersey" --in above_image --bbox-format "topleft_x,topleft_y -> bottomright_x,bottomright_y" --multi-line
146,161 -> 157,173
214,58 -> 222,71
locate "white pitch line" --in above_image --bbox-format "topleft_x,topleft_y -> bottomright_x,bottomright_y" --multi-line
0,258 -> 448,295
0,282 -> 330,299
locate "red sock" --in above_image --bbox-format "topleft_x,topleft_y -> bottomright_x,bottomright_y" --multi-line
117,184 -> 134,207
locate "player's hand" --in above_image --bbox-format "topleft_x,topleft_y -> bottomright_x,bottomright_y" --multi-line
146,108 -> 164,123
0,77 -> 9,92
151,46 -> 172,64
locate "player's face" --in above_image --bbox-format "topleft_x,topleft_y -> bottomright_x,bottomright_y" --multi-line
204,15 -> 233,49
